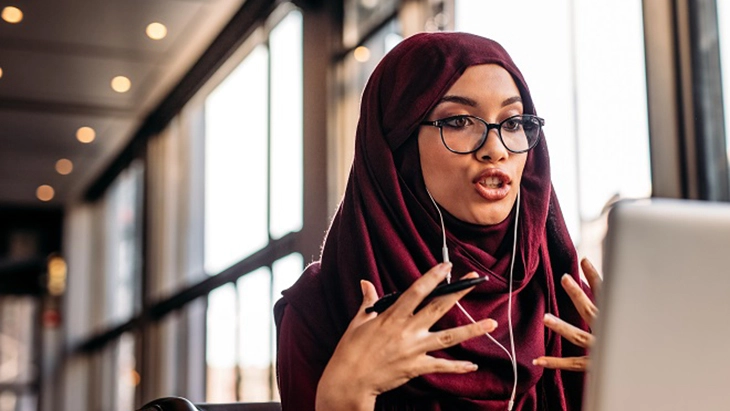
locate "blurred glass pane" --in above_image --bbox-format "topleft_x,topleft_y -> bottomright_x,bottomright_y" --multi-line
62,355 -> 90,411
333,19 -> 401,200
272,253 -> 303,304
270,10 -> 304,240
270,253 -> 303,400
0,392 -> 16,411
455,0 -> 650,264
237,268 -> 272,401
0,297 -> 38,385
343,0 -> 398,48
718,1 -> 730,181
206,284 -> 237,402
105,160 -> 144,324
0,391 -> 35,411
115,333 -> 137,411
205,45 -> 270,274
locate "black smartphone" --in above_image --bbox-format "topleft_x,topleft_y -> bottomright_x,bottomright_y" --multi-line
365,275 -> 488,314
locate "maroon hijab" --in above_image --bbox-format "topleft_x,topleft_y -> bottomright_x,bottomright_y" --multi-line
275,32 -> 589,410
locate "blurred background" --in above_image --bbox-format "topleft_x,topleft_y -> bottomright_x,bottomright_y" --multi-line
0,0 -> 728,410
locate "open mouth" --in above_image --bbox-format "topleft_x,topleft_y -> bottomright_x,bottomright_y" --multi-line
473,169 -> 511,200
479,176 -> 507,189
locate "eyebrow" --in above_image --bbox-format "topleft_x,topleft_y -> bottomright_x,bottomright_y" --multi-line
436,94 -> 523,108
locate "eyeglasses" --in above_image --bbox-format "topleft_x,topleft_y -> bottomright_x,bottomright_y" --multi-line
420,114 -> 544,154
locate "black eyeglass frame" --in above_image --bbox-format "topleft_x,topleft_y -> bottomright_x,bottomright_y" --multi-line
419,114 -> 545,154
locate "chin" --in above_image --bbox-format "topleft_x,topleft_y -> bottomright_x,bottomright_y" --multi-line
467,204 -> 512,226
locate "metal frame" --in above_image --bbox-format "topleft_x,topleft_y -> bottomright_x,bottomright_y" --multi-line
643,0 -> 729,200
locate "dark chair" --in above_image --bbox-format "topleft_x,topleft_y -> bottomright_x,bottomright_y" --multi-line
137,397 -> 282,411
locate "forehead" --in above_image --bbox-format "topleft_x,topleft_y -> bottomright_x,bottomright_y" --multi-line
443,64 -> 520,102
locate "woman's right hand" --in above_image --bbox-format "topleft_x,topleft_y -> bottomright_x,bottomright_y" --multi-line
315,262 -> 498,411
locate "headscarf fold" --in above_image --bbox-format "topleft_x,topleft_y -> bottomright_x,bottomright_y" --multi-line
275,32 -> 589,410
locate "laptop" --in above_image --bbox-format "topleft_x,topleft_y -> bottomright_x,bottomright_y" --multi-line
584,198 -> 730,411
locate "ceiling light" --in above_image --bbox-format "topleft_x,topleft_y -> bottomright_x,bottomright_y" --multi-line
353,46 -> 371,63
0,67 -> 3,79
111,76 -> 131,93
55,159 -> 73,175
37,185 -> 54,202
1,6 -> 23,23
47,256 -> 67,296
76,126 -> 96,143
146,22 -> 167,40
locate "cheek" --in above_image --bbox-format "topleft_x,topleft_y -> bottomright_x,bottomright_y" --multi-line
418,134 -> 458,191
514,155 -> 528,185
418,133 -> 442,181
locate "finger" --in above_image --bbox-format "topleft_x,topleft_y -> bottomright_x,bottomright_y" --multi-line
581,258 -> 602,297
532,355 -> 589,372
348,280 -> 379,330
389,262 -> 452,318
413,355 -> 479,376
561,274 -> 598,326
543,313 -> 594,348
421,318 -> 498,352
411,272 -> 479,328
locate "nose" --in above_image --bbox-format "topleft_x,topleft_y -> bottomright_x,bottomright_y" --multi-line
475,128 -> 508,162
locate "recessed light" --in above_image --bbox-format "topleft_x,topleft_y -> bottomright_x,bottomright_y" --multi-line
37,185 -> 54,202
55,159 -> 73,175
76,126 -> 96,143
146,22 -> 167,40
47,256 -> 67,296
111,76 -> 131,93
1,6 -> 23,24
353,46 -> 370,63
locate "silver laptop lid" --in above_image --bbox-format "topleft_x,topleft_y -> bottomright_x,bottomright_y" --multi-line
584,198 -> 730,411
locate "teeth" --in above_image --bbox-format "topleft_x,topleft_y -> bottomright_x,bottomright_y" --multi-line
481,176 -> 503,188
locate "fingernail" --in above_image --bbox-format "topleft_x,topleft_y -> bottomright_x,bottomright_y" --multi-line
532,359 -> 546,367
480,319 -> 498,332
460,271 -> 478,279
465,362 -> 478,371
360,280 -> 367,295
562,274 -> 575,285
543,313 -> 555,324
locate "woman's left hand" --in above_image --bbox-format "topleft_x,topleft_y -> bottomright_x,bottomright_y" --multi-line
533,257 -> 602,371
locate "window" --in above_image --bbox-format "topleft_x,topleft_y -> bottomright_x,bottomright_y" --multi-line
204,10 -> 304,273
205,284 -> 237,403
270,11 -> 304,240
104,160 -> 144,325
60,3 -> 313,409
0,296 -> 38,411
203,9 -> 304,402
455,0 -> 651,264
204,45 -> 270,275
237,268 -> 272,400
333,18 -> 403,200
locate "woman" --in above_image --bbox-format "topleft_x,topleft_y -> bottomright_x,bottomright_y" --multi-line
274,32 -> 599,410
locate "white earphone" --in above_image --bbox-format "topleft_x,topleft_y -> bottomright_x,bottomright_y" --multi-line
426,189 -> 520,411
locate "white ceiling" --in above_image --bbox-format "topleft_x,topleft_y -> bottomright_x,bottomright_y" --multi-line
0,0 -> 246,206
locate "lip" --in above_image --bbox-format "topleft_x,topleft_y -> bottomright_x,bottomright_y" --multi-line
472,168 -> 512,201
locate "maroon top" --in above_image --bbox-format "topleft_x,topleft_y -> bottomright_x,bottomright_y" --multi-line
275,32 -> 590,410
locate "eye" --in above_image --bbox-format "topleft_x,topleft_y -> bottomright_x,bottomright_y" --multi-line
501,117 -> 523,132
441,115 -> 473,129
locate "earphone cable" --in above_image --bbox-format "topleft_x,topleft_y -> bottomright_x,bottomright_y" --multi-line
425,189 -> 520,410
